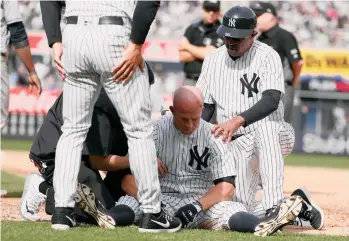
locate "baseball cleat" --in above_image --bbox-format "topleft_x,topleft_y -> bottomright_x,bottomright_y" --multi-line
20,173 -> 46,221
74,183 -> 115,229
138,209 -> 182,233
291,188 -> 325,230
254,195 -> 303,236
51,207 -> 77,230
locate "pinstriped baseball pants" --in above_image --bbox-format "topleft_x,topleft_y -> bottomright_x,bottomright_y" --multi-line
231,121 -> 295,213
118,195 -> 247,230
53,18 -> 161,213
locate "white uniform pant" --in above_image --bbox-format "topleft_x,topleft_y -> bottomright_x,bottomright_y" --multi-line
118,195 -> 247,230
53,17 -> 160,213
1,55 -> 9,130
231,121 -> 295,214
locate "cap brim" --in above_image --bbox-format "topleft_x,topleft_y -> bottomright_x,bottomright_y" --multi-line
250,8 -> 266,15
217,25 -> 253,38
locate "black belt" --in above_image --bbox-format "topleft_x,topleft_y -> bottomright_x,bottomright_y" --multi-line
66,16 -> 124,25
185,73 -> 200,81
231,134 -> 243,141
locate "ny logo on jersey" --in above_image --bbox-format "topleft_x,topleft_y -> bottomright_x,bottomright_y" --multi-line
240,73 -> 260,97
189,146 -> 210,171
228,18 -> 236,27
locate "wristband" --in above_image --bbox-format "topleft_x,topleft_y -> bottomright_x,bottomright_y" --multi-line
193,201 -> 203,213
29,71 -> 37,76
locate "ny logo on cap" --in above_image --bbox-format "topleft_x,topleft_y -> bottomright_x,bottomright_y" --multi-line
228,18 -> 236,27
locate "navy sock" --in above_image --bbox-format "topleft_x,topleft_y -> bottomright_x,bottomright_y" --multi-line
228,212 -> 260,233
38,181 -> 51,195
108,205 -> 135,226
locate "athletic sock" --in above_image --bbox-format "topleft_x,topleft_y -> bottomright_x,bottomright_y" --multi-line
228,211 -> 261,233
108,205 -> 135,226
38,181 -> 52,195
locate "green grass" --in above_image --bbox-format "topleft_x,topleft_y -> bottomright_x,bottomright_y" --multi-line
1,222 -> 348,241
1,139 -> 348,169
1,139 -> 33,151
1,172 -> 25,197
285,153 -> 349,169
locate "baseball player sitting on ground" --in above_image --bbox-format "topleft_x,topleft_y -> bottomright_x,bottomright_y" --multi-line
196,6 -> 325,230
112,86 -> 305,236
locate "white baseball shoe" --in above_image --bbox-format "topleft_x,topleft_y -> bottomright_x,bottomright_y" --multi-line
20,173 -> 46,221
254,195 -> 304,236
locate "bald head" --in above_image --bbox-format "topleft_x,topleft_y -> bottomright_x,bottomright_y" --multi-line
170,86 -> 203,135
173,86 -> 203,112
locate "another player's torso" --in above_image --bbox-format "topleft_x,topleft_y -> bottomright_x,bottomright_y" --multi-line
209,41 -> 284,134
154,116 -> 216,198
0,1 -> 10,53
64,0 -> 136,21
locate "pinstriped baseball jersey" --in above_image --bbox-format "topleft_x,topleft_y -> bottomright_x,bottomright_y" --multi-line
1,0 -> 22,53
153,115 -> 236,199
64,0 -> 136,20
196,40 -> 285,134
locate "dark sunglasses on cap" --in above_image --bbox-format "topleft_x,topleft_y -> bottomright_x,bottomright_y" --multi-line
204,6 -> 220,12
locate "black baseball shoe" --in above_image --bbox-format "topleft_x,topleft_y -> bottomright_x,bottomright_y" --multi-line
138,209 -> 182,233
290,188 -> 325,230
74,183 -> 115,229
51,207 -> 78,230
254,195 -> 303,236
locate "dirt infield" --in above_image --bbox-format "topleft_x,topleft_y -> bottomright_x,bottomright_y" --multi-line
1,150 -> 348,236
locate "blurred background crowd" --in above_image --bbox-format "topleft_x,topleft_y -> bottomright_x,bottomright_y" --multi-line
8,0 -> 349,90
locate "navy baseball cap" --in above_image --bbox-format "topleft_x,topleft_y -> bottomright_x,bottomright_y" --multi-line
249,1 -> 277,17
203,1 -> 221,11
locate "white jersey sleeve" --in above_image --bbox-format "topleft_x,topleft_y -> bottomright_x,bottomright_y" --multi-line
196,55 -> 214,104
3,0 -> 22,24
260,49 -> 285,95
208,128 -> 236,180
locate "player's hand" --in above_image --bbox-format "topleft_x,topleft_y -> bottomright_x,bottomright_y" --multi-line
28,73 -> 42,97
52,42 -> 65,80
174,201 -> 202,228
112,42 -> 145,83
212,116 -> 245,143
157,158 -> 168,177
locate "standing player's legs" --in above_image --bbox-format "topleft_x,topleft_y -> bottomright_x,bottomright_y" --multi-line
52,24 -> 102,229
91,26 -> 161,215
283,84 -> 295,124
254,121 -> 295,212
1,55 -> 9,130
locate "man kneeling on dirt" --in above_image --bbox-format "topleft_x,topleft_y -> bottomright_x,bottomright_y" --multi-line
115,86 -> 305,236
19,85 -> 164,229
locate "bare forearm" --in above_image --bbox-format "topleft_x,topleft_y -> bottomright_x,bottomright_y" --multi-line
198,182 -> 234,210
179,50 -> 196,62
186,44 -> 215,60
15,46 -> 36,73
292,61 -> 303,86
89,155 -> 129,171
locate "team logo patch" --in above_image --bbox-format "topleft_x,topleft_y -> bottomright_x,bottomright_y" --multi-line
240,73 -> 260,97
228,18 -> 236,28
189,145 -> 210,170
